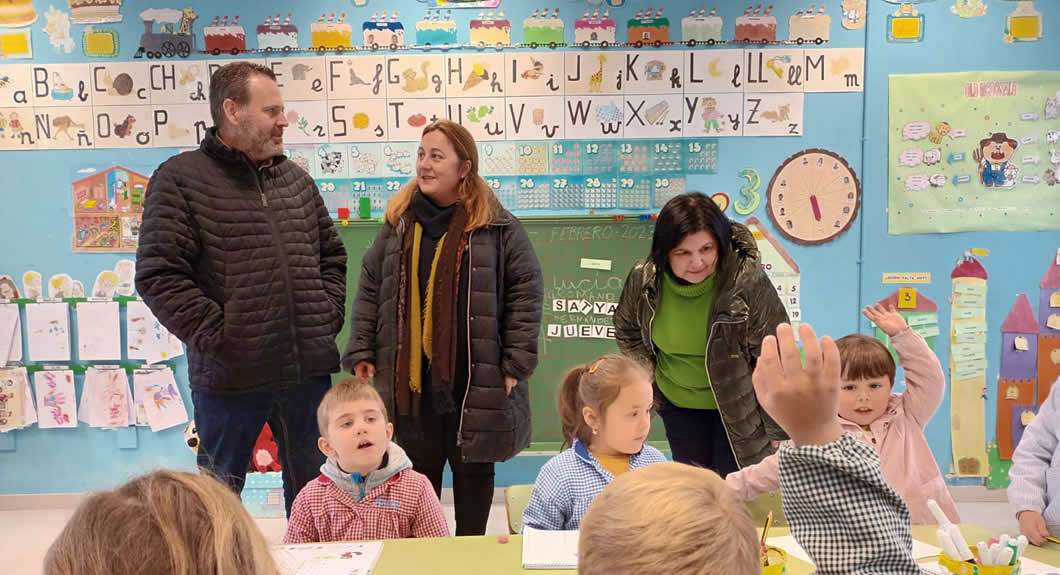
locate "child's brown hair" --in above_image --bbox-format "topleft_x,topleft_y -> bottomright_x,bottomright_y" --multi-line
317,378 -> 388,436
44,470 -> 279,575
558,354 -> 650,448
578,462 -> 760,575
835,334 -> 897,385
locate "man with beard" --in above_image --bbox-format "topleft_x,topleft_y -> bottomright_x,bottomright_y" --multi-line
135,62 -> 347,516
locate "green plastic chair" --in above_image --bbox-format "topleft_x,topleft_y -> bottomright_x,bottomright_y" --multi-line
746,491 -> 788,528
505,484 -> 535,534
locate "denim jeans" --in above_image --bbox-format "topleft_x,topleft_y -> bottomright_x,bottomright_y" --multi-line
191,375 -> 331,517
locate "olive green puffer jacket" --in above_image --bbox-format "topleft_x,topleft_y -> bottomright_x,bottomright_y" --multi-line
614,222 -> 789,468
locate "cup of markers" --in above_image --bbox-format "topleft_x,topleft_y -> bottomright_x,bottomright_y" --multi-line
937,535 -> 1029,575
760,546 -> 787,575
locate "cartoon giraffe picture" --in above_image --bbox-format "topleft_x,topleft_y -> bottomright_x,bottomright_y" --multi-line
589,54 -> 606,93
178,7 -> 198,36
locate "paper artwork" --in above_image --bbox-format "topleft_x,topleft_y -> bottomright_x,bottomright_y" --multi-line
76,301 -> 121,360
134,369 -> 188,431
25,302 -> 71,362
126,300 -> 184,364
79,368 -> 131,428
22,271 -> 42,299
34,370 -> 77,429
114,259 -> 135,296
0,304 -> 21,367
0,367 -> 28,431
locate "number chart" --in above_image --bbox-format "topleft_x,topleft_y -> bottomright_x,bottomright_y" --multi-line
305,138 -> 719,215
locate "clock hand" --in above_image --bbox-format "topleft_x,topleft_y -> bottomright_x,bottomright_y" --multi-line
809,194 -> 822,222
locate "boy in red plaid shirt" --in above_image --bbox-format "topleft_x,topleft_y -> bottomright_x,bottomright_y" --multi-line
284,379 -> 450,543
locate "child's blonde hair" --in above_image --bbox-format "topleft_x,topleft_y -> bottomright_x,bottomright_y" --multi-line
43,470 -> 278,575
317,378 -> 388,436
578,462 -> 759,575
558,354 -> 650,448
835,334 -> 897,386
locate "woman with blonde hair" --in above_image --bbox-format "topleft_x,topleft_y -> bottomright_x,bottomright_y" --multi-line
43,470 -> 278,575
343,119 -> 543,535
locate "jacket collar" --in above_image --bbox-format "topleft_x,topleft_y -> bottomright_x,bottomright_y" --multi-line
572,438 -> 645,477
200,126 -> 287,170
640,221 -> 759,319
320,442 -> 412,503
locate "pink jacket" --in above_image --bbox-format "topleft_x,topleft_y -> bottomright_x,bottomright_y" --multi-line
726,328 -> 961,525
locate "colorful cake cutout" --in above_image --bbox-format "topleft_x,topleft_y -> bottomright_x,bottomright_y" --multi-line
735,4 -> 777,44
363,11 -> 404,49
469,9 -> 510,48
310,12 -> 352,51
681,7 -> 722,45
416,10 -> 457,47
627,8 -> 669,46
204,15 -> 246,55
575,9 -> 615,46
69,0 -> 123,25
257,14 -> 298,52
789,4 -> 830,44
523,8 -> 564,47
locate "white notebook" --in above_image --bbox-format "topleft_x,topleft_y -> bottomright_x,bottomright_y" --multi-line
522,527 -> 580,570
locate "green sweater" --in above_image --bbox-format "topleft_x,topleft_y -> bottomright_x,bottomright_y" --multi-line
651,272 -> 716,410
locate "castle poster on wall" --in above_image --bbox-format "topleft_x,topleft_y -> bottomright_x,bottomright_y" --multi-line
888,71 -> 1060,234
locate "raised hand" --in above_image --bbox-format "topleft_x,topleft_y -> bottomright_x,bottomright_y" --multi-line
752,323 -> 844,447
862,303 -> 908,337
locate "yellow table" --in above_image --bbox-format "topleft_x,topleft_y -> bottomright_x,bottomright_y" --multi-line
367,525 -> 1060,574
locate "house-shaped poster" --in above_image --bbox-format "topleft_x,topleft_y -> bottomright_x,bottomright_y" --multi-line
998,293 -> 1038,460
71,166 -> 151,253
1039,257 -> 1060,403
743,217 -> 801,331
874,288 -> 939,359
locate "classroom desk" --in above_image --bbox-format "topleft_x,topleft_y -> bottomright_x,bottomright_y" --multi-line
367,525 -> 1060,575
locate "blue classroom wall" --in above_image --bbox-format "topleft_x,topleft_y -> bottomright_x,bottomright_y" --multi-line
0,0 -> 1053,495
860,0 -> 1060,487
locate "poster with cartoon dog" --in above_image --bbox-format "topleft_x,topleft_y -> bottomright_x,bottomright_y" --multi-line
889,70 -> 1060,234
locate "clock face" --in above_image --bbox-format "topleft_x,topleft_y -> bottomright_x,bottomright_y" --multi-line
767,149 -> 861,246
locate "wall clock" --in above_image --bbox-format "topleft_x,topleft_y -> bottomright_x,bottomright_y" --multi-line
767,148 -> 861,246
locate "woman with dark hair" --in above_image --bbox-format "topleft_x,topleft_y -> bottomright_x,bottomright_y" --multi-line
614,193 -> 789,474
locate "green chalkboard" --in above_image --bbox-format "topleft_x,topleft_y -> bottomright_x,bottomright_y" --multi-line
334,216 -> 669,452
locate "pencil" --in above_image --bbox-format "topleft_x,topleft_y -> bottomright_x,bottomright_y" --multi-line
1048,536 -> 1060,545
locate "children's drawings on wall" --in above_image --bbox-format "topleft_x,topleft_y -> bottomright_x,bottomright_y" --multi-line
21,271 -> 41,299
134,369 -> 188,431
76,301 -> 121,361
126,300 -> 184,364
34,369 -> 77,429
114,259 -> 135,296
949,255 -> 990,477
79,367 -> 132,429
0,275 -> 19,299
47,273 -> 74,298
0,367 -> 28,431
889,71 -> 1060,234
25,302 -> 70,362
92,270 -> 118,298
0,304 -> 21,367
